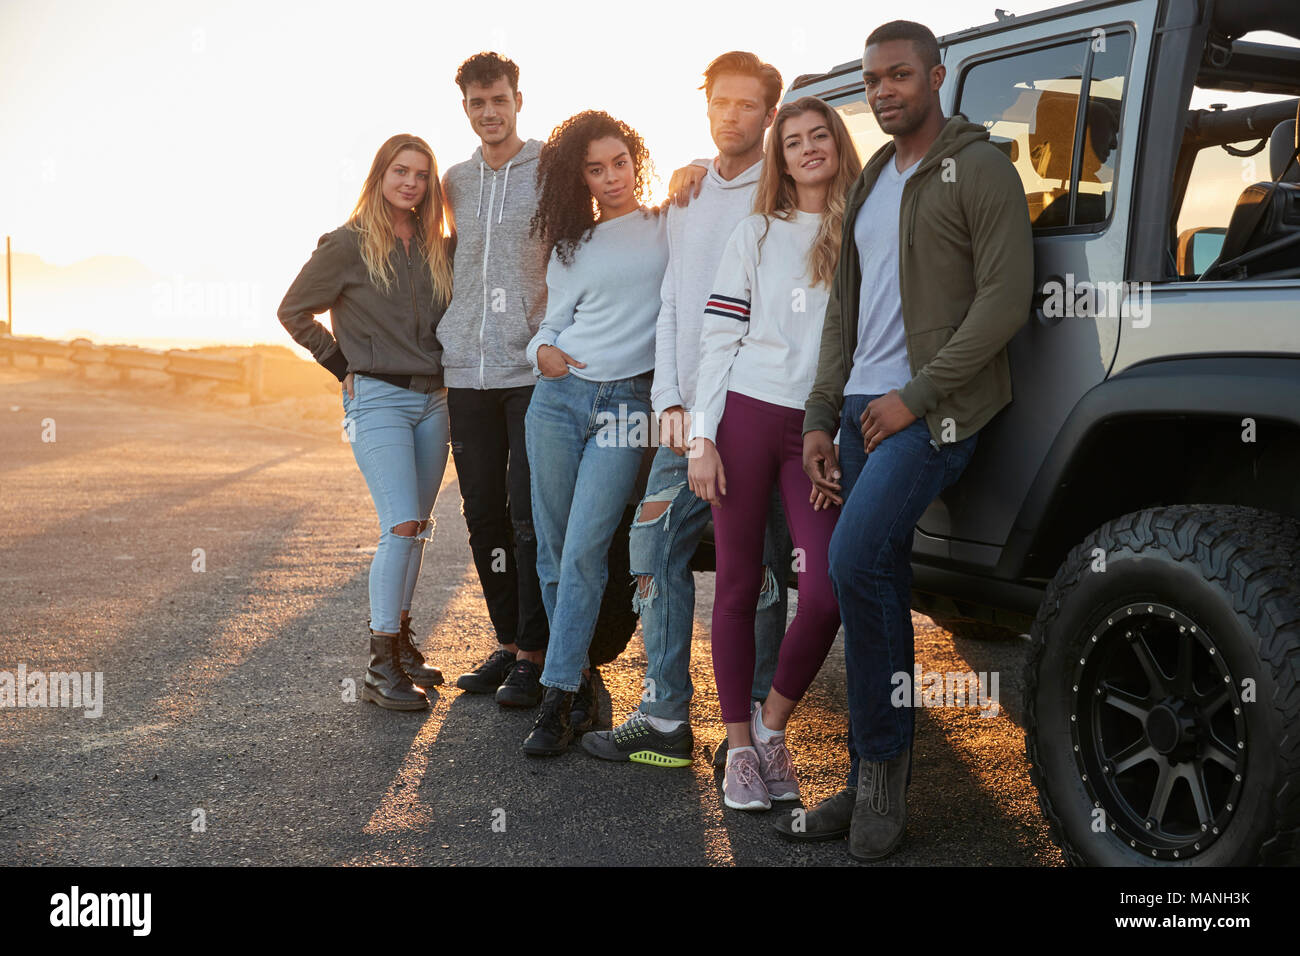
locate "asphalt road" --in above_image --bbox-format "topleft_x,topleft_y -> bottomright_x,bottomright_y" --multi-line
0,367 -> 1064,866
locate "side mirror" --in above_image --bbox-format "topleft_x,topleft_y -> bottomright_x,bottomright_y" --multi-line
1176,227 -> 1226,277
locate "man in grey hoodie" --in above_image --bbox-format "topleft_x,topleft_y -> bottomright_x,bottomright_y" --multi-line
443,53 -> 712,713
442,53 -> 553,708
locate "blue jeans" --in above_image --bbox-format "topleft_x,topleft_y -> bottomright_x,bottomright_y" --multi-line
527,371 -> 653,693
342,374 -> 450,635
829,394 -> 977,783
629,444 -> 790,722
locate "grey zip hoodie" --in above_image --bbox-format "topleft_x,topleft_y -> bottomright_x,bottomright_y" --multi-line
440,138 -> 549,389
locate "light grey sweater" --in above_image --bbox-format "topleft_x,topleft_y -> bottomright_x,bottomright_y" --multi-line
440,139 -> 548,389
526,208 -> 668,383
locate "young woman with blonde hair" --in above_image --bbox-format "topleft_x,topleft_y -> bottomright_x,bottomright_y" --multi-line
279,133 -> 455,711
687,96 -> 862,808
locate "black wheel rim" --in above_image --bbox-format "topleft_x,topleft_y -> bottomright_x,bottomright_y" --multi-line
1070,602 -> 1247,860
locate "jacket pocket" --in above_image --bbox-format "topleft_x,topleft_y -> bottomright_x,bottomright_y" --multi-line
905,324 -> 957,370
505,294 -> 535,364
434,307 -> 471,367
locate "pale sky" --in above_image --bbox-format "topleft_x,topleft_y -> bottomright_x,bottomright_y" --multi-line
0,0 -> 1291,345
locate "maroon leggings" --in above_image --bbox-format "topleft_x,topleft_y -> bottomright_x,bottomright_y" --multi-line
710,391 -> 842,724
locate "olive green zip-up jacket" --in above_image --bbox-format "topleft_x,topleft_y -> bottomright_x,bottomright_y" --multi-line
803,114 -> 1033,443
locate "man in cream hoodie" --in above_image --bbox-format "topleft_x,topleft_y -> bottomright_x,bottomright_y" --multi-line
442,53 -> 552,708
581,51 -> 793,771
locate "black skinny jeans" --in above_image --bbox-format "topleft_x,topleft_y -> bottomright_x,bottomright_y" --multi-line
447,385 -> 549,652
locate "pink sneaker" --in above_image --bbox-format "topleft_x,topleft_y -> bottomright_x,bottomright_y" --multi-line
751,701 -> 801,802
723,747 -> 771,811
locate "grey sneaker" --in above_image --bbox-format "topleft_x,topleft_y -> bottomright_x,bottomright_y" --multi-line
581,712 -> 694,767
849,749 -> 910,861
722,747 -> 771,812
750,702 -> 800,802
771,787 -> 857,842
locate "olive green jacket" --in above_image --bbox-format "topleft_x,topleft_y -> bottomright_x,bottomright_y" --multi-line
803,114 -> 1034,443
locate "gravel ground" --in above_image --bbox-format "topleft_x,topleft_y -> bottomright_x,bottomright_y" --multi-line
0,366 -> 1064,866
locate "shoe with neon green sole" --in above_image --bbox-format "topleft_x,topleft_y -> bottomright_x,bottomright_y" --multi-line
581,712 -> 694,767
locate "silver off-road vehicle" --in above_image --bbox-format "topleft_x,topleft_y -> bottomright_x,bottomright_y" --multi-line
788,0 -> 1300,865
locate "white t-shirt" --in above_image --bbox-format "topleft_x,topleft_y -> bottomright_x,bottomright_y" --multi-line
690,211 -> 831,444
845,155 -> 920,396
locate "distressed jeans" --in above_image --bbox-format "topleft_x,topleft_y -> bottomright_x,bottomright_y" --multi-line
829,393 -> 977,783
342,374 -> 450,635
527,370 -> 653,693
628,443 -> 791,723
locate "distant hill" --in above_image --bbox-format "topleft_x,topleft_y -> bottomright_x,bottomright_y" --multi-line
2,251 -> 287,345
8,252 -> 160,288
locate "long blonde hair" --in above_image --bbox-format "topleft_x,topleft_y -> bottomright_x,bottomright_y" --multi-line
348,134 -> 455,304
752,97 -> 861,288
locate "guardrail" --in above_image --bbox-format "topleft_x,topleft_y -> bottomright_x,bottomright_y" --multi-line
0,333 -> 264,403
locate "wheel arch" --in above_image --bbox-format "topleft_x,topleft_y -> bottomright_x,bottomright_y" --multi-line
999,355 -> 1300,581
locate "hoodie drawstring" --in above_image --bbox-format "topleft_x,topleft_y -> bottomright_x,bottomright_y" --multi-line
498,160 -> 513,224
475,162 -> 485,219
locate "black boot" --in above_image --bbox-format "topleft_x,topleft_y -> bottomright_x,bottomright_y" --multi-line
570,669 -> 597,734
522,687 -> 574,756
362,633 -> 428,711
496,658 -> 543,707
397,619 -> 444,687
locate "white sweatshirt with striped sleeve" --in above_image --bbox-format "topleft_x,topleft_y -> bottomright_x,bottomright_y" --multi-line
689,210 -> 831,445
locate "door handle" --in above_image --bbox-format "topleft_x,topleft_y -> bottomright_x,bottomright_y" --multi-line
1033,274 -> 1068,327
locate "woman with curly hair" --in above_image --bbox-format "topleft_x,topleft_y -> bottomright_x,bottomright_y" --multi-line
520,110 -> 667,755
687,96 -> 861,807
278,134 -> 455,711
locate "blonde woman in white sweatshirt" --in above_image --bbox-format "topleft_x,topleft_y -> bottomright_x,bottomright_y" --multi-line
687,96 -> 861,810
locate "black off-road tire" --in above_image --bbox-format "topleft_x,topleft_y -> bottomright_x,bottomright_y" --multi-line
1025,505 -> 1300,865
588,503 -> 640,668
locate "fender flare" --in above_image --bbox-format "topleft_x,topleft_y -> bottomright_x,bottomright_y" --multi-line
998,354 -> 1300,578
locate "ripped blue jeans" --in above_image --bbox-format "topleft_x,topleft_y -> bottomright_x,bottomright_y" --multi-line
342,374 -> 450,635
628,443 -> 790,722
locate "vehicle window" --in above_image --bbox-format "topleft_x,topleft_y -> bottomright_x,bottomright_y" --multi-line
957,33 -> 1131,230
1174,90 -> 1296,278
1077,34 -> 1131,225
833,97 -> 890,165
1177,92 -> 1297,235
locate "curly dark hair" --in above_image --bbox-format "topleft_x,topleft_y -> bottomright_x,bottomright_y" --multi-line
529,110 -> 653,265
455,51 -> 519,94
